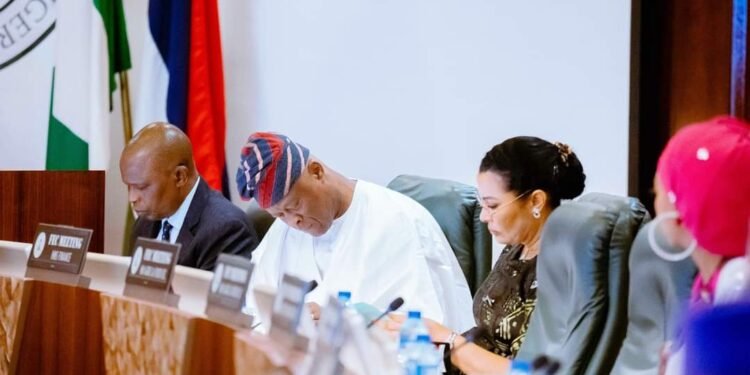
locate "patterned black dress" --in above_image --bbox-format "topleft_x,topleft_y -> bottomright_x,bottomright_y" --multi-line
464,244 -> 537,358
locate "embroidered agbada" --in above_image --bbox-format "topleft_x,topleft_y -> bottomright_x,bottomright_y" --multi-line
247,180 -> 475,331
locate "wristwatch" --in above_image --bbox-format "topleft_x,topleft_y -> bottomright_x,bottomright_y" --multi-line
447,331 -> 459,350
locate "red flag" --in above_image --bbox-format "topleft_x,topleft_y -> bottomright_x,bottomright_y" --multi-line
187,0 -> 226,192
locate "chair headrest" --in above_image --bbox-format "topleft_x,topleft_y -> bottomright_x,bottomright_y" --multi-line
518,193 -> 648,373
387,174 -> 477,220
245,201 -> 275,240
611,220 -> 696,374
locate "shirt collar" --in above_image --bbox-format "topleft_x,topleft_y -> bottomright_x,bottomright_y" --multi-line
163,177 -> 200,237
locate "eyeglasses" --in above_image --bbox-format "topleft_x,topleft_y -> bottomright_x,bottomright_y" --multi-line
478,190 -> 531,216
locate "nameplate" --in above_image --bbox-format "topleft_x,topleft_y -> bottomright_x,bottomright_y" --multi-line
207,254 -> 253,311
309,296 -> 347,374
205,254 -> 254,328
125,238 -> 180,292
269,274 -> 316,351
317,296 -> 347,348
27,223 -> 92,275
272,274 -> 311,331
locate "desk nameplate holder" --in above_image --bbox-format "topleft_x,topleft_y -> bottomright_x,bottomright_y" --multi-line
269,274 -> 316,352
205,254 -> 254,329
25,223 -> 92,288
123,237 -> 181,307
309,295 -> 347,375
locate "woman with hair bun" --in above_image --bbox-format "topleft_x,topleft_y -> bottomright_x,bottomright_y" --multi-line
388,136 -> 587,374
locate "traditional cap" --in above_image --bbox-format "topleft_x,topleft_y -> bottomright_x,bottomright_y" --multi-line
236,132 -> 310,209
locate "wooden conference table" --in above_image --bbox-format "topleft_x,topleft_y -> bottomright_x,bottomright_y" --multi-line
0,240 -> 310,375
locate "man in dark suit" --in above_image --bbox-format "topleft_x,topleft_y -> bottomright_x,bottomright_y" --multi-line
120,122 -> 257,270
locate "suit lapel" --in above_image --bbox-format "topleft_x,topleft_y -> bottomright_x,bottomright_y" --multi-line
176,179 -> 208,261
133,218 -> 161,243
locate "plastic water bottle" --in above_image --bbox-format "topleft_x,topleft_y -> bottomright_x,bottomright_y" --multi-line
412,334 -> 441,375
398,311 -> 421,366
337,290 -> 352,306
509,359 -> 532,375
399,311 -> 428,348
399,311 -> 431,373
399,311 -> 425,349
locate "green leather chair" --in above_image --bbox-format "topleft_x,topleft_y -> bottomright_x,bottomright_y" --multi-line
610,221 -> 696,375
387,174 -> 493,296
516,193 -> 649,375
245,201 -> 276,241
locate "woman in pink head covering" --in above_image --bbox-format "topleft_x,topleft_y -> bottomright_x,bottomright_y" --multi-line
652,116 -> 750,374
652,116 -> 750,305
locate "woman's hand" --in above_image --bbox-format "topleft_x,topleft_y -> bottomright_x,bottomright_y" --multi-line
380,314 -> 456,343
422,318 -> 455,343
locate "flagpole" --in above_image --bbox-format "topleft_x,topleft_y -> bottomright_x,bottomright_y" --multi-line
119,71 -> 133,142
119,70 -> 136,255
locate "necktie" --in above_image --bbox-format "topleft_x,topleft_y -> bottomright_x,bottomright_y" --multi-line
161,220 -> 173,242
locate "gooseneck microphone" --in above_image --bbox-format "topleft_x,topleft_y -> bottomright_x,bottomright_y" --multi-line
306,280 -> 318,294
531,354 -> 561,374
365,297 -> 405,328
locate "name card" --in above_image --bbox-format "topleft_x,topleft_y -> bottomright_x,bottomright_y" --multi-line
204,254 -> 254,328
207,254 -> 254,310
124,237 -> 181,306
309,296 -> 347,375
317,296 -> 347,348
27,223 -> 92,274
269,274 -> 317,351
272,274 -> 313,332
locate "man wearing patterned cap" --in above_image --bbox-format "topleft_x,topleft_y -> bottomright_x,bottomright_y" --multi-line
237,132 -> 474,331
121,122 -> 258,270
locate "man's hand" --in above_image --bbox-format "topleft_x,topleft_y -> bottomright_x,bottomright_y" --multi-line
307,302 -> 321,321
376,313 -> 406,338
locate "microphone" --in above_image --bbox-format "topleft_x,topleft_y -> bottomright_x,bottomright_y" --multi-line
531,355 -> 561,375
366,297 -> 405,329
442,327 -> 487,361
306,280 -> 318,294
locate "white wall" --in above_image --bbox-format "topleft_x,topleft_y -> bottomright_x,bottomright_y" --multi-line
3,0 -> 632,254
223,0 -> 632,209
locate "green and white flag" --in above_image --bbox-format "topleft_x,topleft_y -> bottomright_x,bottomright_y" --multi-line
46,0 -> 131,170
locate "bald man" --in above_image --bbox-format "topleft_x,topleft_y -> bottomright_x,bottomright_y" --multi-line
121,123 -> 258,270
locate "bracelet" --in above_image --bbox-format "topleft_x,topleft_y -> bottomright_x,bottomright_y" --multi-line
447,331 -> 459,350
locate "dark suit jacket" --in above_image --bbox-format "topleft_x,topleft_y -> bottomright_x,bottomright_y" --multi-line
132,179 -> 258,270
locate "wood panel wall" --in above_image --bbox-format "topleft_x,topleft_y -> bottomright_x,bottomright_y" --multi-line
0,171 -> 105,253
629,0 -> 742,211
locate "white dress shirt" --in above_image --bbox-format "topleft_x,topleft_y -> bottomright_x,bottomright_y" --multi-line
158,178 -> 200,244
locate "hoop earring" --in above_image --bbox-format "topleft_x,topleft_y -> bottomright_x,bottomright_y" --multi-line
648,211 -> 696,262
532,207 -> 541,219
